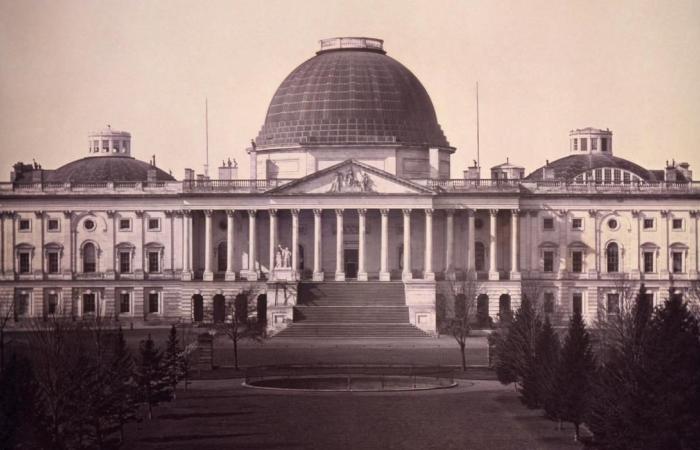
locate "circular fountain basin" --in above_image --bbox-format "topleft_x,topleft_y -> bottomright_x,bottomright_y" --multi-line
245,374 -> 457,392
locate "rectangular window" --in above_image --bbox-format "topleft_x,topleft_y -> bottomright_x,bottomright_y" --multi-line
581,138 -> 588,151
643,218 -> 654,230
572,251 -> 583,273
604,169 -> 612,183
613,170 -> 621,183
119,219 -> 131,231
83,293 -> 96,314
148,292 -> 159,313
16,293 -> 29,316
47,218 -> 60,232
148,252 -> 160,273
119,293 -> 130,314
47,293 -> 58,315
119,252 -> 131,273
573,138 -> 578,151
147,218 -> 160,231
48,252 -> 59,274
591,138 -> 597,150
601,137 -> 608,152
595,169 -> 602,183
544,292 -> 555,314
672,252 -> 683,273
543,251 -> 554,272
672,218 -> 683,230
643,251 -> 654,273
623,172 -> 631,184
101,140 -> 109,151
572,293 -> 583,316
641,293 -> 654,310
607,293 -> 620,316
543,218 -> 554,230
19,252 -> 30,274
572,218 -> 583,230
18,219 -> 31,232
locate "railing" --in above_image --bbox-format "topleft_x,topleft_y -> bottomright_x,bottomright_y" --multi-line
526,180 -> 700,194
181,178 -> 295,192
413,179 -> 522,192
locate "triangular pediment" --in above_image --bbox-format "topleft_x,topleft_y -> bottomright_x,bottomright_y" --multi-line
267,160 -> 434,195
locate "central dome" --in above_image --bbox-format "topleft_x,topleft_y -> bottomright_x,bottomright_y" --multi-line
255,37 -> 450,149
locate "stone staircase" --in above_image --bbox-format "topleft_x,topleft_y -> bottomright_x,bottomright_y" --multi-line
273,282 -> 431,339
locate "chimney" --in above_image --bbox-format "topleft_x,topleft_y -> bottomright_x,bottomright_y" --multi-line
184,168 -> 194,181
678,162 -> 692,181
218,158 -> 238,180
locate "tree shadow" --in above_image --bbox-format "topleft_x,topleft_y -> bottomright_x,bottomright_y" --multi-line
139,432 -> 263,443
157,410 -> 254,420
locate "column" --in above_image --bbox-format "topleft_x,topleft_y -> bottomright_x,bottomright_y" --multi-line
488,209 -> 499,280
631,210 -> 641,276
660,210 -> 670,276
557,210 -> 568,278
445,210 -> 454,280
530,210 -> 539,274
692,210 -> 699,276
467,209 -> 476,278
312,209 -> 323,281
510,209 -> 521,280
357,209 -> 368,281
379,209 -> 390,281
291,209 -> 300,280
402,209 -> 412,281
335,209 -> 345,281
203,210 -> 214,281
268,209 -> 278,279
424,209 -> 434,280
225,210 -> 236,280
245,210 -> 258,280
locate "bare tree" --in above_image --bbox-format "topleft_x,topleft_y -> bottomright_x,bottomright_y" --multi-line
216,286 -> 264,370
177,323 -> 198,391
444,277 -> 480,371
593,274 -> 641,364
0,293 -> 15,372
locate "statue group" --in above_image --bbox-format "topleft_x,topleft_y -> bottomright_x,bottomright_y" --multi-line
275,244 -> 292,269
329,168 -> 375,193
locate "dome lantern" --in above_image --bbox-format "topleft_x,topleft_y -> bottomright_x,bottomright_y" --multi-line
88,125 -> 131,157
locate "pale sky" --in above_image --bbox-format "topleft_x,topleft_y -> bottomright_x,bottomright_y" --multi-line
1,0 -> 699,180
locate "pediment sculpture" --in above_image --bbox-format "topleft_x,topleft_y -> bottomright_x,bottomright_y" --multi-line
328,167 -> 375,193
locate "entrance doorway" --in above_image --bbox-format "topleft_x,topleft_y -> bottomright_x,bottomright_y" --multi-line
213,294 -> 226,323
344,249 -> 358,278
192,294 -> 204,322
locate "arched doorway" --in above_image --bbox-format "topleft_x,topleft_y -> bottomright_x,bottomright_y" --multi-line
499,294 -> 511,319
212,294 -> 226,323
192,294 -> 204,322
257,294 -> 267,324
476,294 -> 490,328
234,293 -> 248,323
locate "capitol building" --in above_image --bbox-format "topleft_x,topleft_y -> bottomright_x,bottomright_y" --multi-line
1,37 -> 698,337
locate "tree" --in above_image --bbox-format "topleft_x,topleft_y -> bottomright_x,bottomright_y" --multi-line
217,288 -> 264,370
108,326 -> 138,444
163,325 -> 183,399
444,278 -> 479,370
553,311 -> 596,441
593,275 -> 640,365
493,296 -> 542,392
0,354 -> 35,448
0,293 -> 15,372
134,334 -> 171,420
534,317 -> 561,422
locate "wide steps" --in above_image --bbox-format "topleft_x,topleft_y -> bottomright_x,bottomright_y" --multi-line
298,282 -> 405,306
274,323 -> 431,338
294,306 -> 409,323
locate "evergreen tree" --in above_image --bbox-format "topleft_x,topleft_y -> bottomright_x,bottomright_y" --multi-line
531,317 -> 561,419
109,326 -> 138,444
553,311 -> 596,441
0,354 -> 35,448
134,334 -> 172,420
163,325 -> 183,399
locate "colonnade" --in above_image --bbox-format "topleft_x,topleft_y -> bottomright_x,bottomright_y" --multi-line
182,208 -> 521,282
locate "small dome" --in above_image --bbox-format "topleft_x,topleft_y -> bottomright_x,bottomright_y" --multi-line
526,153 -> 656,181
255,37 -> 450,149
48,156 -> 175,183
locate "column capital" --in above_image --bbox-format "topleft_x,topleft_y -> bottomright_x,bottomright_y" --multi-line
313,208 -> 323,216
33,210 -> 44,219
402,208 -> 412,216
690,210 -> 700,218
660,209 -> 670,217
631,209 -> 640,218
248,209 -> 257,217
425,208 -> 433,217
335,209 -> 344,216
588,209 -> 597,218
203,210 -> 214,217
557,209 -> 568,217
380,209 -> 390,216
268,209 -> 277,217
511,208 -> 520,216
488,209 -> 498,216
465,208 -> 475,217
164,210 -> 174,218
357,208 -> 367,216
182,209 -> 192,218
226,209 -> 236,217
291,208 -> 300,217
445,209 -> 455,217
62,210 -> 72,219
135,210 -> 145,218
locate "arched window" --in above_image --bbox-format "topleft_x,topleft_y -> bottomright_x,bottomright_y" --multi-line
475,242 -> 485,271
606,242 -> 619,273
83,243 -> 96,273
499,294 -> 511,318
217,242 -> 227,272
